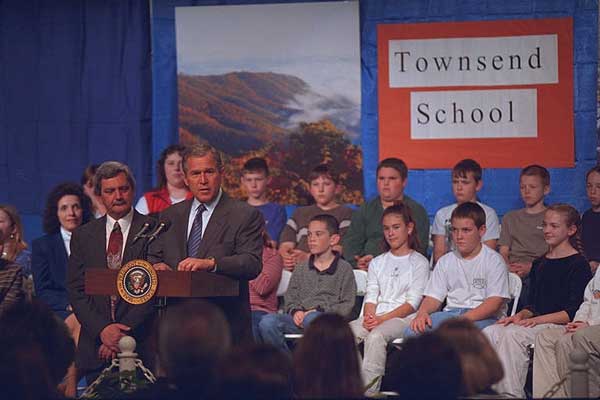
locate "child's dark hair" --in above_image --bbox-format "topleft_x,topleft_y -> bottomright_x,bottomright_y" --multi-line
377,158 -> 408,180
242,157 -> 269,176
521,164 -> 550,187
546,204 -> 586,257
308,163 -> 339,184
382,201 -> 421,251
453,159 -> 482,182
586,165 -> 600,181
451,202 -> 486,229
310,214 -> 340,235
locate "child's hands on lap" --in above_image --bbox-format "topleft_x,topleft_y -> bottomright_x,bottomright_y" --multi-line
410,311 -> 432,333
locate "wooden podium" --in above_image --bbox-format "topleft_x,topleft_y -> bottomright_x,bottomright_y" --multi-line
85,269 -> 239,298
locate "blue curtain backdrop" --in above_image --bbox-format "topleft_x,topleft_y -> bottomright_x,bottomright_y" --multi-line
151,0 -> 598,219
0,0 -> 152,241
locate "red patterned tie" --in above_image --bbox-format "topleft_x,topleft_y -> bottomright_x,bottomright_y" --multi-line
107,221 -> 123,321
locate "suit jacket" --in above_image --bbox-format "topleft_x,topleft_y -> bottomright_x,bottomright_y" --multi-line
147,192 -> 264,343
67,210 -> 156,373
32,233 -> 71,320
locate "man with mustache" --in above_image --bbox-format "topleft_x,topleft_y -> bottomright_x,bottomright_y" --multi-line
67,161 -> 156,383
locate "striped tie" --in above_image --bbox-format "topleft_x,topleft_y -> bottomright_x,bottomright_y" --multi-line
187,204 -> 206,258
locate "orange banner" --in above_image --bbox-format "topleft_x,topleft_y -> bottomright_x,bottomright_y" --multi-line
378,18 -> 573,169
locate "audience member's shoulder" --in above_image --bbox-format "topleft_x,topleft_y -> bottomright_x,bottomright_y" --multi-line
290,203 -> 318,219
159,198 -> 191,217
570,252 -> 592,270
410,250 -> 430,266
435,203 -> 457,217
481,245 -> 507,266
73,215 -> 104,236
478,201 -> 499,215
0,258 -> 21,271
436,250 -> 459,268
32,233 -> 54,248
403,194 -> 427,210
336,256 -> 353,272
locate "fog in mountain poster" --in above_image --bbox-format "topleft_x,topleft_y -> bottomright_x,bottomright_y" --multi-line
175,1 -> 362,205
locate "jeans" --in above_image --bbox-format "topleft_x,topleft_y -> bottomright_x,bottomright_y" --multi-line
251,310 -> 268,343
258,311 -> 323,353
403,308 -> 497,337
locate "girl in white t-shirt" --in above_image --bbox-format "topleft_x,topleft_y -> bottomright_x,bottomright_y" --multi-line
349,202 -> 430,395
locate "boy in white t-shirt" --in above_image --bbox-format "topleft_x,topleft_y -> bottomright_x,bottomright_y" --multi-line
432,159 -> 500,265
406,202 -> 509,336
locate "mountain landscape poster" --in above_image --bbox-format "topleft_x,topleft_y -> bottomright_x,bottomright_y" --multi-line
175,1 -> 363,204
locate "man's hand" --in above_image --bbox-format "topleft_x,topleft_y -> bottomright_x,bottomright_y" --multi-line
98,344 -> 117,361
410,311 -> 432,333
100,323 -> 130,351
293,310 -> 305,327
152,262 -> 172,271
177,257 -> 215,272
566,321 -> 589,333
355,255 -> 373,271
509,262 -> 532,278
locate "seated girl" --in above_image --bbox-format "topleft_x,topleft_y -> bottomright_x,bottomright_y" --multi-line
349,202 -> 429,395
483,204 -> 592,398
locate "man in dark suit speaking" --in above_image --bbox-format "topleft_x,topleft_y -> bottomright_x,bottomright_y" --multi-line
67,161 -> 156,382
148,144 -> 263,344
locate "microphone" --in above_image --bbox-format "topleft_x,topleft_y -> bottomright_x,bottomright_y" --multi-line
146,220 -> 172,244
131,220 -> 157,243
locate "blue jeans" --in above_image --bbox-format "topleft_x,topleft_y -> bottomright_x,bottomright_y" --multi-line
258,311 -> 323,353
404,308 -> 497,337
251,310 -> 269,343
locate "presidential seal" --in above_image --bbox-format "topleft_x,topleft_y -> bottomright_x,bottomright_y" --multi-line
117,260 -> 158,305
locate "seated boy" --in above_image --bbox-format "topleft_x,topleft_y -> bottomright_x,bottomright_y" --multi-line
499,165 -> 550,307
279,164 -> 352,270
432,159 -> 500,265
407,202 -> 509,336
582,165 -> 600,274
259,214 -> 357,353
343,157 -> 429,270
241,157 -> 287,247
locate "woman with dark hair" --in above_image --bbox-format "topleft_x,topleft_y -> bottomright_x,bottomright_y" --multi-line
32,182 -> 91,397
135,144 -> 192,215
293,313 -> 363,398
33,182 -> 92,318
0,204 -> 31,277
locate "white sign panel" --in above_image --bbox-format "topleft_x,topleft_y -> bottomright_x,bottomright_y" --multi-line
410,89 -> 537,139
389,35 -> 558,87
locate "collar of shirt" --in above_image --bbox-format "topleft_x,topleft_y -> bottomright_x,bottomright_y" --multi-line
187,188 -> 223,239
105,208 -> 134,254
308,251 -> 340,275
60,226 -> 72,256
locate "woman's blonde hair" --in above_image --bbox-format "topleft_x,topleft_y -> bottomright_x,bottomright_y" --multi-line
0,204 -> 27,261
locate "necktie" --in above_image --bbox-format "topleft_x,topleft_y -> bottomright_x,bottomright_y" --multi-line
187,204 -> 207,258
107,221 -> 123,321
